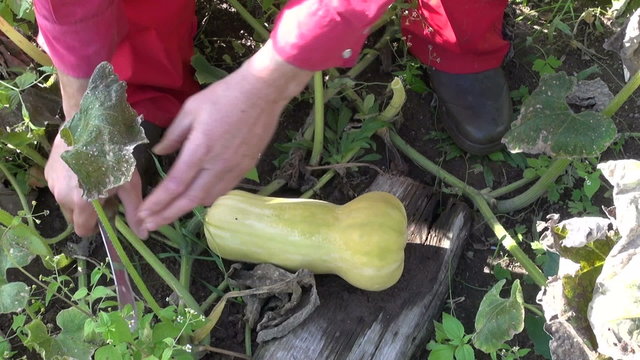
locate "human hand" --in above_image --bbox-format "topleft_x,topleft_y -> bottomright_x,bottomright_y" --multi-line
45,134 -> 147,238
138,40 -> 313,231
46,72 -> 147,238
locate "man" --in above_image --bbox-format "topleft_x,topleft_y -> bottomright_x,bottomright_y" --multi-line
35,0 -> 511,239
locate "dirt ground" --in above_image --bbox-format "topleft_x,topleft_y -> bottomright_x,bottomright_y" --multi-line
2,1 -> 640,359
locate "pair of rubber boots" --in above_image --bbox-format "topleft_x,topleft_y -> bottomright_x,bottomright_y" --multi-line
429,67 -> 512,156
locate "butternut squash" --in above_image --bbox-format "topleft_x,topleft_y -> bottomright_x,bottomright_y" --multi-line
205,190 -> 407,291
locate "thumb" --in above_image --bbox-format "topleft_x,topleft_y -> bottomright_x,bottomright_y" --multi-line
153,110 -> 191,155
117,171 -> 147,239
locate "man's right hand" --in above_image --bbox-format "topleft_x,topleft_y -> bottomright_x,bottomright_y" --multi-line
46,72 -> 147,238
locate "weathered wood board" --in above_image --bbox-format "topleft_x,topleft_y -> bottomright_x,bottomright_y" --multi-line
254,174 -> 472,360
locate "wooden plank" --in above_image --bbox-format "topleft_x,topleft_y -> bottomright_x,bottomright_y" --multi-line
254,191 -> 472,360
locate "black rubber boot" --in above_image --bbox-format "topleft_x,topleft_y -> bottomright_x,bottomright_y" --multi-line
428,67 -> 513,155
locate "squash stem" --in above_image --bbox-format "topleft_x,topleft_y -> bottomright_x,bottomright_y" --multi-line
378,78 -> 406,122
258,178 -> 286,196
495,158 -> 571,213
114,215 -> 202,314
45,223 -> 74,244
0,16 -> 52,66
602,67 -> 640,117
226,0 -> 270,40
309,71 -> 325,167
0,162 -> 34,229
179,245 -> 194,304
92,200 -> 163,316
486,176 -> 537,199
388,131 -> 546,286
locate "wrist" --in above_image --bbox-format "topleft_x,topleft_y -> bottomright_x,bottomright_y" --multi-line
58,71 -> 90,119
241,40 -> 314,103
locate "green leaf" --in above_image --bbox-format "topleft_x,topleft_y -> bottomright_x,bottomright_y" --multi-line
89,285 -> 116,302
427,342 -> 456,360
455,344 -> 475,360
60,62 -> 148,200
14,71 -> 36,90
583,170 -> 601,199
472,280 -> 525,353
492,264 -> 512,281
95,345 -> 124,360
442,313 -> 465,341
191,52 -> 228,85
244,167 -> 260,182
72,287 -> 89,301
0,335 -> 11,358
503,72 -> 617,158
25,308 -> 96,360
524,314 -> 551,359
552,18 -> 572,36
363,94 -> 375,113
0,282 -> 29,313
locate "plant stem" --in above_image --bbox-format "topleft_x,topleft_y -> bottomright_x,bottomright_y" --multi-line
487,176 -> 537,199
523,303 -> 544,317
0,208 -> 12,226
15,264 -> 92,317
491,65 -> 640,213
45,223 -> 74,244
618,132 -> 640,139
602,68 -> 640,117
0,163 -> 34,229
115,216 -> 202,314
309,71 -> 325,166
179,244 -> 194,301
0,16 -> 53,66
3,142 -> 47,168
495,158 -> 571,213
258,178 -> 286,196
301,146 -> 360,199
226,0 -> 270,40
378,78 -> 406,122
92,200 -> 163,316
245,322 -> 253,357
76,257 -> 88,308
389,131 -> 546,286
201,279 -> 229,311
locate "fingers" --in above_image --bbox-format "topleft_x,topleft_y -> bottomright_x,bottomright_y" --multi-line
152,108 -> 192,155
138,134 -> 208,221
71,197 -> 98,236
117,171 -> 147,239
141,168 -> 232,231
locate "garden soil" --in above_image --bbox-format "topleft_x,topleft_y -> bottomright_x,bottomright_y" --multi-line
2,2 -> 640,359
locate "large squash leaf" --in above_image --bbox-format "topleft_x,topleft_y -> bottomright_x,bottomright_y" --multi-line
60,62 -> 147,200
589,160 -> 640,359
503,72 -> 616,158
24,307 -> 96,360
538,214 -> 615,357
472,279 -> 524,353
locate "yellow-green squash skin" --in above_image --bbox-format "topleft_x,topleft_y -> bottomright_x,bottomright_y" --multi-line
205,190 -> 408,291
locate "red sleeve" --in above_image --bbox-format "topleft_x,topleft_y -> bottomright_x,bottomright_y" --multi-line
34,0 -> 127,77
271,0 -> 394,71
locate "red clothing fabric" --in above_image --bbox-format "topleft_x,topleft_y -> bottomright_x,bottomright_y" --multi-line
401,0 -> 510,74
34,0 -> 508,126
35,0 -> 200,127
